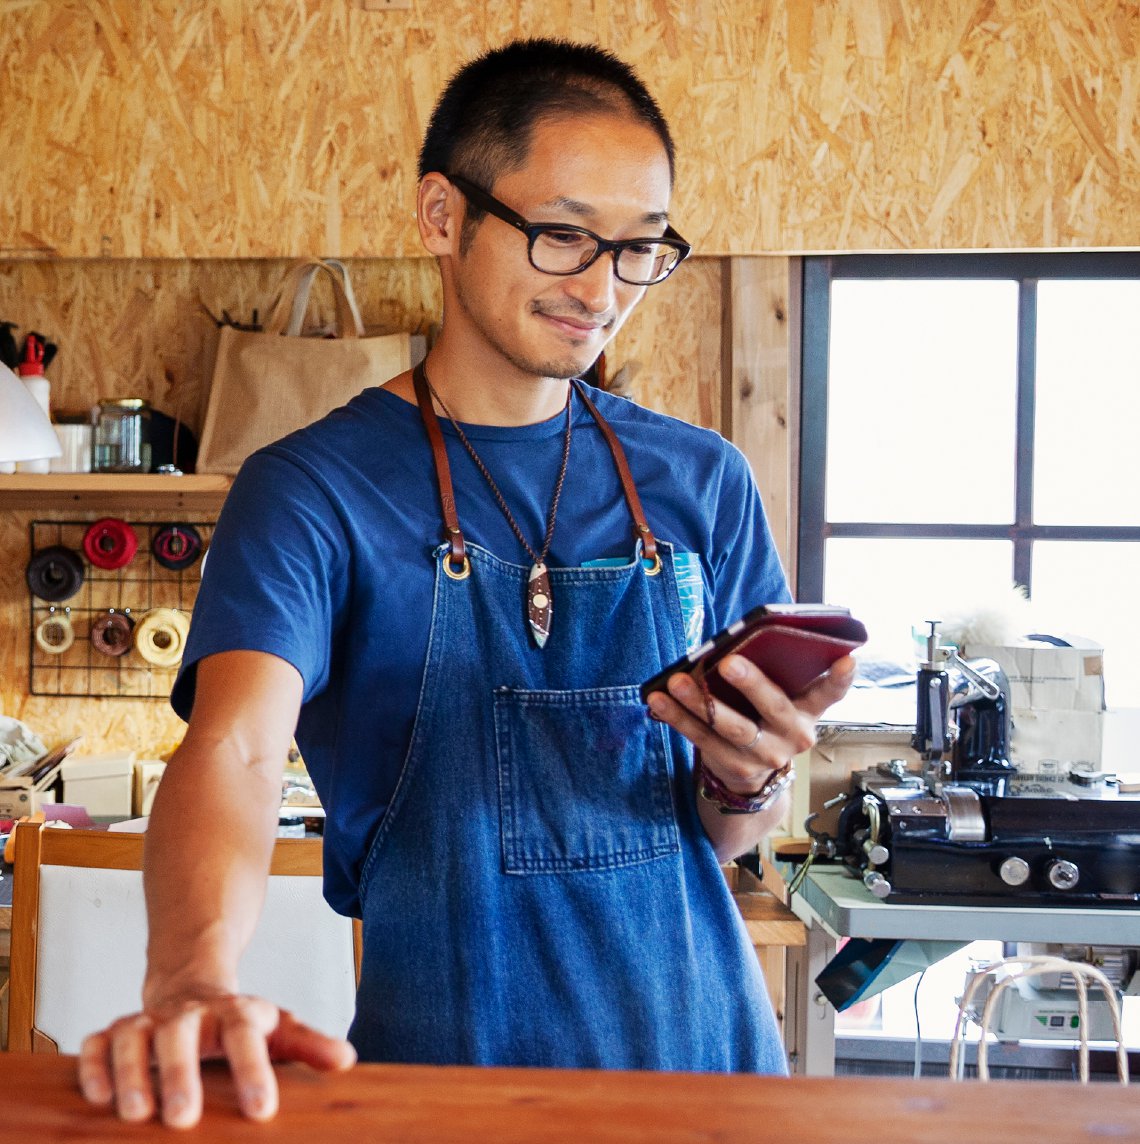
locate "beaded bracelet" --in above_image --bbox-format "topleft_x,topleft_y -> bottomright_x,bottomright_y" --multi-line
695,755 -> 794,815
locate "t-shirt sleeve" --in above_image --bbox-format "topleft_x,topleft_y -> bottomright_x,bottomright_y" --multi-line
707,438 -> 792,632
171,449 -> 349,721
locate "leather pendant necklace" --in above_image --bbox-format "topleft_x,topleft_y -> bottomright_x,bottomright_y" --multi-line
423,372 -> 573,649
527,562 -> 553,647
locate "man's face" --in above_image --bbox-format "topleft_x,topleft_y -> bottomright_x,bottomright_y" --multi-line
447,111 -> 674,381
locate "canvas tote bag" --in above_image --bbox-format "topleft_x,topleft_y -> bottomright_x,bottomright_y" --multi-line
196,258 -> 411,474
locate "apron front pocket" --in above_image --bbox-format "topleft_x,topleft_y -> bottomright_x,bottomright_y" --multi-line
494,685 -> 680,874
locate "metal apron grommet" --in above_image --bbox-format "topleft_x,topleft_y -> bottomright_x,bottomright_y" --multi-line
35,608 -> 75,655
152,523 -> 203,571
134,607 -> 190,668
25,545 -> 85,602
83,518 -> 139,570
91,609 -> 135,657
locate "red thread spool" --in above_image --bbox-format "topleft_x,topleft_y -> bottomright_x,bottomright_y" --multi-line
83,518 -> 139,570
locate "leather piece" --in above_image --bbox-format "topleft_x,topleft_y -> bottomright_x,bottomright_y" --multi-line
412,362 -> 467,572
571,380 -> 658,565
642,607 -> 867,718
526,562 -> 552,648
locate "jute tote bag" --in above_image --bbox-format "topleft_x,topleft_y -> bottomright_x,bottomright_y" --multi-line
197,259 -> 410,474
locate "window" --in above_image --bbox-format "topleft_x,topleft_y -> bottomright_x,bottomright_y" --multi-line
799,253 -> 1140,708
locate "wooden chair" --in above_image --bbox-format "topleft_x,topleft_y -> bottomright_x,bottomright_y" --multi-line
7,822 -> 361,1054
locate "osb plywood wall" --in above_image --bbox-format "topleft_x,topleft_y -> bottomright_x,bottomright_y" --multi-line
0,255 -> 722,754
3,0 -> 1139,258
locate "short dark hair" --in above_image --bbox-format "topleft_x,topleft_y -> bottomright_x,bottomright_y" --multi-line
417,38 -> 676,197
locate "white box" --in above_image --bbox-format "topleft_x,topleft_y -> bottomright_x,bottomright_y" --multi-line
965,637 -> 1105,713
61,751 -> 135,818
965,637 -> 1106,771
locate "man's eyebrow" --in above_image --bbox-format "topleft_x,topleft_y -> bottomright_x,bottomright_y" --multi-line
539,196 -> 670,227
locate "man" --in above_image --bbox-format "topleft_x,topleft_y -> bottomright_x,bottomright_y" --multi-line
79,39 -> 853,1128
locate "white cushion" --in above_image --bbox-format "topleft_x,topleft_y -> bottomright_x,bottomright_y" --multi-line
35,865 -> 356,1054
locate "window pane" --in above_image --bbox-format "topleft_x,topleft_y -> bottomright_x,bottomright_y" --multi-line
1032,542 -> 1140,709
826,280 -> 1017,524
1035,280 -> 1140,526
822,537 -> 1014,660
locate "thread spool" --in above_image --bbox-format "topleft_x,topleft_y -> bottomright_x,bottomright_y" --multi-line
25,545 -> 85,602
83,518 -> 139,570
35,608 -> 75,654
134,608 -> 190,668
152,523 -> 203,571
91,610 -> 135,657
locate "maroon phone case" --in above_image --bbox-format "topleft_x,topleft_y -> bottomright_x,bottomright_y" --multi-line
699,619 -> 866,720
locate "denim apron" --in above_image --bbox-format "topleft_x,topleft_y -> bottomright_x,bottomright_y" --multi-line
348,370 -> 786,1073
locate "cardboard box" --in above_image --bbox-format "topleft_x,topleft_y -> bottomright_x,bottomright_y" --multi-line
133,759 -> 167,817
61,751 -> 135,818
0,754 -> 64,819
0,781 -> 57,820
965,637 -> 1106,714
964,637 -> 1106,771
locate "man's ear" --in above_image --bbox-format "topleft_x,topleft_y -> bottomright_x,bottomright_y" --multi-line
417,173 -> 461,257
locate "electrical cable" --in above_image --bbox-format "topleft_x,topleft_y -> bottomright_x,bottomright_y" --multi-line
912,967 -> 929,1078
951,955 -> 1129,1084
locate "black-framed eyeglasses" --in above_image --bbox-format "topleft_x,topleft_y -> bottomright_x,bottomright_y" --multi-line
448,174 -> 691,287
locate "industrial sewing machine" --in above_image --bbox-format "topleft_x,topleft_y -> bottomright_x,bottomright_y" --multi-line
815,622 -> 1140,909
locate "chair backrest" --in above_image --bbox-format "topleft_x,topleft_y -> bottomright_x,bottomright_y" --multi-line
8,822 -> 360,1054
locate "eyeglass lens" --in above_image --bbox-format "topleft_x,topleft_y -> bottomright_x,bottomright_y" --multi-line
530,230 -> 680,285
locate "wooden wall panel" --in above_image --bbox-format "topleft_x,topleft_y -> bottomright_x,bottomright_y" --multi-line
3,1 -> 1138,258
0,254 -> 722,752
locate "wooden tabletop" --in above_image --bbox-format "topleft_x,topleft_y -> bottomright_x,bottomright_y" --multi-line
2,1053 -> 1136,1143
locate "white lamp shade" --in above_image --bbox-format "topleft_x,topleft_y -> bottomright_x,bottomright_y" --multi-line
0,360 -> 62,462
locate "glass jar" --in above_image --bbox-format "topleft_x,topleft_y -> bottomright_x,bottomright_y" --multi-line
92,399 -> 151,472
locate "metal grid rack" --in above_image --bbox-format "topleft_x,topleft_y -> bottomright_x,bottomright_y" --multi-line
28,519 -> 212,699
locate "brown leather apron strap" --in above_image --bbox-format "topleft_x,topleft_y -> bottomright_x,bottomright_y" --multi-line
412,362 -> 467,573
571,379 -> 659,568
413,366 -> 659,575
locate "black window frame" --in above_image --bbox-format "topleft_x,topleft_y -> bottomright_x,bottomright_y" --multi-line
797,251 -> 1140,603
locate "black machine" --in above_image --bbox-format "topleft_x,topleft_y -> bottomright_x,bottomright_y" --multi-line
821,623 -> 1140,907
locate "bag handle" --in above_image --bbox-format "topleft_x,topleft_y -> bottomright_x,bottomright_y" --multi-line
264,258 -> 365,339
282,258 -> 365,337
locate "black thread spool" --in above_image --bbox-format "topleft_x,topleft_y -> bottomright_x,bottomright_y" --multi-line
25,545 -> 85,602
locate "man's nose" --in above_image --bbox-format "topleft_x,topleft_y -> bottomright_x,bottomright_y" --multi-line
562,251 -> 619,315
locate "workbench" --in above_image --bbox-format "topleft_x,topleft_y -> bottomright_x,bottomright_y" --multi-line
2,1052 -> 1137,1143
786,865 -> 1140,1076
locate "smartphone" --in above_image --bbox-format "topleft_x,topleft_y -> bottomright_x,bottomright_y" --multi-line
640,603 -> 866,720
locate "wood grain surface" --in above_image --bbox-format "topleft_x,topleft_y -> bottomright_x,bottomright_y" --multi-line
3,1 -> 1138,257
0,1053 -> 1136,1143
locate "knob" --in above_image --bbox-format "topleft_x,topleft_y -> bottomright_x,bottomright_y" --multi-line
1046,859 -> 1079,891
862,840 -> 890,865
863,871 -> 892,899
999,856 -> 1031,887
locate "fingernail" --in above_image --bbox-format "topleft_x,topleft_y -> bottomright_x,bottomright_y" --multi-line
163,1092 -> 188,1123
81,1078 -> 112,1105
242,1086 -> 269,1118
721,657 -> 745,681
647,695 -> 666,719
120,1091 -> 147,1121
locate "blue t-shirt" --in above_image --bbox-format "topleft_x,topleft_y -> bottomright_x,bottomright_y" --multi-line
173,385 -> 790,914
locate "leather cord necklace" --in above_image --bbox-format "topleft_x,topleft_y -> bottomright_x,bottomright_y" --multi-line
420,363 -> 572,648
412,361 -> 662,649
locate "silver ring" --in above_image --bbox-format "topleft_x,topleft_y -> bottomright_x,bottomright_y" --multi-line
744,726 -> 763,751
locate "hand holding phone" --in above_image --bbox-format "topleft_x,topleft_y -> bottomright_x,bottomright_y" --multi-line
641,603 -> 867,723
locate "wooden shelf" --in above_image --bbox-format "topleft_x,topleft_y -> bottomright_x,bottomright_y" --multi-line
0,473 -> 231,512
